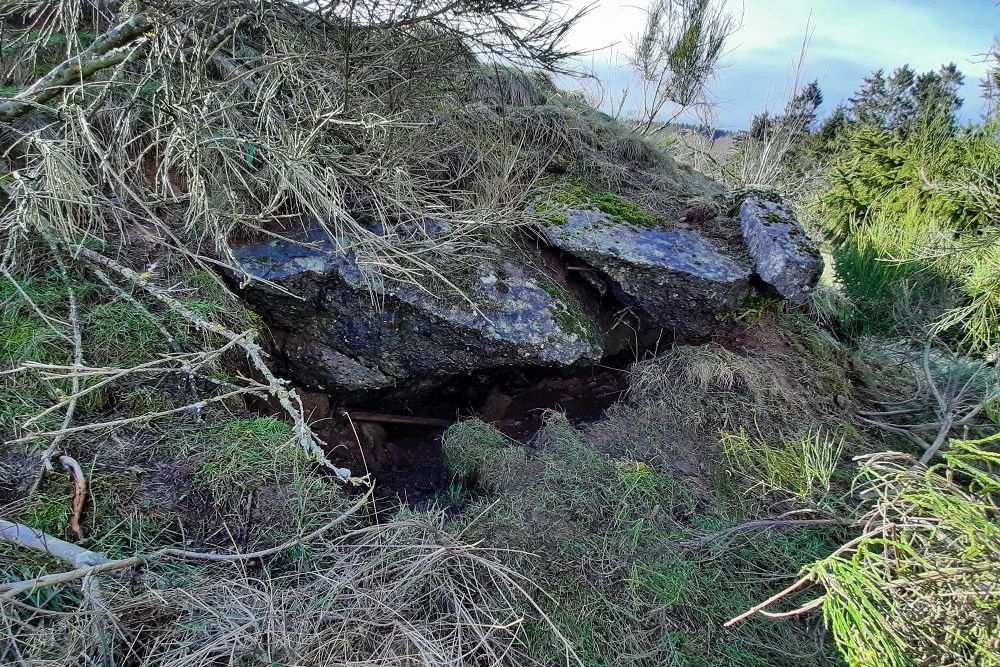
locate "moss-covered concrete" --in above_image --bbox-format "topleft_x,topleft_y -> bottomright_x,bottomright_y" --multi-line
534,179 -> 661,228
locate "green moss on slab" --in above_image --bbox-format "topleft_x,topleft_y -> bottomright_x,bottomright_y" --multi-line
534,199 -> 569,226
591,191 -> 657,226
534,179 -> 661,228
539,279 -> 601,346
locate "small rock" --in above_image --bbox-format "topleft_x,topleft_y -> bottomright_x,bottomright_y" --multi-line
359,422 -> 387,448
541,210 -> 753,338
738,198 -> 823,304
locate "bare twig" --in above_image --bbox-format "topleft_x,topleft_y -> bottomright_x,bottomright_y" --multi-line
722,575 -> 813,628
724,527 -> 887,628
857,342 -> 999,464
346,411 -> 453,427
677,517 -> 858,548
27,241 -> 85,495
0,488 -> 372,597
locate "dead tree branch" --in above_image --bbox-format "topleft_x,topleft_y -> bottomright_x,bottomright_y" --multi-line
0,488 -> 372,598
27,240 -> 85,495
0,13 -> 153,122
724,527 -> 886,628
857,342 -> 999,464
677,517 -> 858,548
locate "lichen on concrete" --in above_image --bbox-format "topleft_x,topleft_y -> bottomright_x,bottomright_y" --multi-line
540,209 -> 753,337
739,198 -> 824,304
231,227 -> 603,392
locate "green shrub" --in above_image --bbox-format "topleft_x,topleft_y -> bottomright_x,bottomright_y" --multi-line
820,121 -> 1000,352
805,443 -> 1000,667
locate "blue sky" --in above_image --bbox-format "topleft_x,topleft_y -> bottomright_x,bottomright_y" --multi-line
563,0 -> 997,129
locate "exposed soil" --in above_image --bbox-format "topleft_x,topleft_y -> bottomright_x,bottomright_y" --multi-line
254,361 -> 631,508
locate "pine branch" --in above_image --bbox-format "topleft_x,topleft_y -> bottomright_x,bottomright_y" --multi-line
0,13 -> 152,122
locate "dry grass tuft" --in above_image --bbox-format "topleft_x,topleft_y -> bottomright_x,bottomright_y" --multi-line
2,512 -> 579,666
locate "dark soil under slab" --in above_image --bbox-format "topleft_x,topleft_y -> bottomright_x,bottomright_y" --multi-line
274,362 -> 631,508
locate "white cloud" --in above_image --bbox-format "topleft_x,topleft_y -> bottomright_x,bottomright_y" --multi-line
561,0 -> 996,128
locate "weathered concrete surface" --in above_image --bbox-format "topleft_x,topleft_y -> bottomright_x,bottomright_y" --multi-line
540,210 -> 753,338
739,198 -> 823,303
231,229 -> 602,393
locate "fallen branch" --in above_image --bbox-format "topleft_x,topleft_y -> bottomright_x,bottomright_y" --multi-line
677,517 -> 858,548
27,239 -> 85,495
347,411 -> 453,428
724,526 -> 886,628
59,455 -> 87,541
0,488 -> 372,598
8,386 -> 263,444
0,521 -> 109,569
0,13 -> 152,122
723,574 -> 813,628
857,342 -> 999,465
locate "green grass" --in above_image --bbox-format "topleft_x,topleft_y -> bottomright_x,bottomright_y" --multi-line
184,417 -> 296,490
19,488 -> 75,538
442,418 -> 516,487
722,426 -> 846,503
0,275 -> 75,427
86,302 -> 166,366
535,178 -> 661,227
446,413 -> 846,667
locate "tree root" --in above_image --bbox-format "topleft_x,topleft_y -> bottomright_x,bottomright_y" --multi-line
58,455 -> 87,541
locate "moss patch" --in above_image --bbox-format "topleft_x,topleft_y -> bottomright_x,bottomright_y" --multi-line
535,179 -> 661,228
539,279 -> 601,346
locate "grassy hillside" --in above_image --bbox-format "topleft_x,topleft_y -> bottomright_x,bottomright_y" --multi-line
2,1 -> 999,666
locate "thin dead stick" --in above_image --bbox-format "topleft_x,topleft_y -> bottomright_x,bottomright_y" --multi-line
757,596 -> 825,619
27,241 -> 85,495
58,455 -> 87,541
0,488 -> 372,597
676,518 -> 858,548
858,342 -> 999,464
1,557 -> 147,599
19,347 -> 237,429
158,488 -> 372,561
722,576 -> 813,628
8,386 -> 261,444
347,411 -> 453,428
724,527 -> 887,628
70,245 -> 344,475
